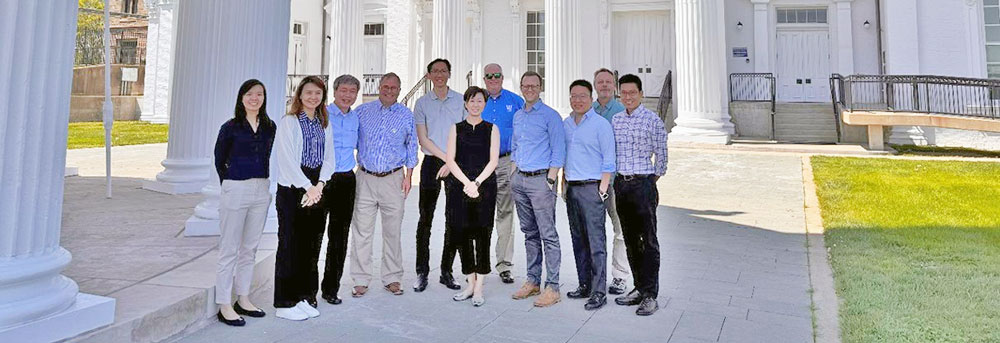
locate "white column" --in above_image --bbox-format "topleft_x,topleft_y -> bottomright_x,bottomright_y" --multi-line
966,0 -> 987,78
139,0 -> 176,124
671,0 -> 734,144
544,0 -> 582,116
179,0 -> 290,236
751,0 -> 770,73
386,0 -> 415,88
328,0 -> 363,103
139,0 -> 160,122
882,0 -> 927,145
0,2 -> 114,341
835,0 -> 855,75
468,1 -> 483,87
433,0 -> 469,87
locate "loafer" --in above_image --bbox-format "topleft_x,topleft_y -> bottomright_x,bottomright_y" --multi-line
636,297 -> 659,316
413,273 -> 428,292
453,291 -> 473,302
566,286 -> 590,299
584,293 -> 607,311
234,302 -> 265,318
499,271 -> 514,284
440,273 -> 461,290
216,311 -> 245,327
615,289 -> 643,306
322,293 -> 342,305
608,278 -> 627,295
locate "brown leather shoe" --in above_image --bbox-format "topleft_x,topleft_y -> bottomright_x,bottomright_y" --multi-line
511,282 -> 541,300
384,282 -> 404,295
533,286 -> 561,307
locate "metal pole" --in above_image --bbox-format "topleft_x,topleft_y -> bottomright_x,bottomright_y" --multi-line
102,1 -> 113,198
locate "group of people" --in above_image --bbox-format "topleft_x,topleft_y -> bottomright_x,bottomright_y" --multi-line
209,58 -> 668,327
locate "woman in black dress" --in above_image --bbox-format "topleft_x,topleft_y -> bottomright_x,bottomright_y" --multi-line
445,86 -> 500,307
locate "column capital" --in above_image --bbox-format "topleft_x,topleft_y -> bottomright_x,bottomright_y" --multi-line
750,0 -> 770,4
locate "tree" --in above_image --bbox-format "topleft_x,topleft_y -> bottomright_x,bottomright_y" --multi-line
75,0 -> 105,65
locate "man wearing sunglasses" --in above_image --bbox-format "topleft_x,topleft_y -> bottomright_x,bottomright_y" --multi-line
480,63 -> 524,284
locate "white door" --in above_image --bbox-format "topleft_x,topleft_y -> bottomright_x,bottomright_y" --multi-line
364,36 -> 385,75
776,30 -> 830,102
612,10 -> 672,97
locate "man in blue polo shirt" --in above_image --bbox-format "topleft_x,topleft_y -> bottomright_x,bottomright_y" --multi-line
480,63 -> 524,284
592,68 -> 630,296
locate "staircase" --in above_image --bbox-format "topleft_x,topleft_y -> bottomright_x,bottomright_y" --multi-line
773,102 -> 839,143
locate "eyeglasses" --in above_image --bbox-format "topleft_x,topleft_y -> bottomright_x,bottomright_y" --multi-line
429,69 -> 449,74
521,84 -> 540,90
620,90 -> 641,97
484,73 -> 503,80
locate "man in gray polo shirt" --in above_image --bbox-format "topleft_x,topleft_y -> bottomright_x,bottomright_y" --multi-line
413,58 -> 466,292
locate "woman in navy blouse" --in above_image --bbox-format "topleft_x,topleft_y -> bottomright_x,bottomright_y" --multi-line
213,79 -> 276,326
273,75 -> 336,321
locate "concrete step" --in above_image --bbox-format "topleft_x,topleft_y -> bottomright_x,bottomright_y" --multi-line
775,124 -> 838,131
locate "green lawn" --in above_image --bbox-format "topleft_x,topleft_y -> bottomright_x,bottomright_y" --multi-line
811,156 -> 1000,343
67,121 -> 169,149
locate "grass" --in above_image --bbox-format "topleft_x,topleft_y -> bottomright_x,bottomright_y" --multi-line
811,156 -> 1000,343
891,144 -> 1000,158
67,121 -> 169,149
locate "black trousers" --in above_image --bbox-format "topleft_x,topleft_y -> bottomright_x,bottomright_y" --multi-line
320,171 -> 356,297
614,175 -> 661,298
415,156 -> 458,276
274,166 -> 327,308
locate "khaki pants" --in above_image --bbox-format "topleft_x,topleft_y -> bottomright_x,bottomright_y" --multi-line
606,187 -> 631,281
350,169 -> 405,286
216,178 -> 271,304
493,156 -> 516,273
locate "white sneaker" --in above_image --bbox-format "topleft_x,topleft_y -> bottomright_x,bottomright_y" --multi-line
275,306 -> 308,321
296,300 -> 320,318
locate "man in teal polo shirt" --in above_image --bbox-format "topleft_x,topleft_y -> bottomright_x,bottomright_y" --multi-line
592,68 -> 630,296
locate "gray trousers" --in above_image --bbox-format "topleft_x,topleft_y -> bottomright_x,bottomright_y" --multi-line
566,182 -> 608,294
216,178 -> 271,304
493,156 -> 516,273
511,172 -> 560,289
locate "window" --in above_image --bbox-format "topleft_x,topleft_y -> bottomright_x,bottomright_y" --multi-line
292,22 -> 305,36
122,0 -> 139,14
526,11 -> 545,86
776,8 -> 827,24
364,23 -> 384,36
117,39 -> 138,64
985,0 -> 1000,78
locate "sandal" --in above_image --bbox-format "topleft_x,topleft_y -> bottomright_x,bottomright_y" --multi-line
351,285 -> 368,298
384,282 -> 404,295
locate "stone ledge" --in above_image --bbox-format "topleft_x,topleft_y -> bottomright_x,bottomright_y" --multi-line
1,293 -> 115,343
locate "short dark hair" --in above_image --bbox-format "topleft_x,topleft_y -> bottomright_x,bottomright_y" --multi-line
427,58 -> 451,73
569,79 -> 593,95
463,86 -> 489,102
520,71 -> 543,85
618,74 -> 643,92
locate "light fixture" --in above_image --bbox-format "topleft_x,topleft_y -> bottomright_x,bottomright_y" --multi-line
863,20 -> 871,29
737,21 -> 744,31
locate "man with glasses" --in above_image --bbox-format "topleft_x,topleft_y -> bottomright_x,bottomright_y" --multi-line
591,68 -> 630,295
480,63 -> 524,284
611,74 -> 666,316
509,71 -> 566,308
413,58 -> 465,292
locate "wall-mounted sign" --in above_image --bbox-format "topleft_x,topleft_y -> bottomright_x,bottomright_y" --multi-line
732,47 -> 748,58
121,67 -> 138,82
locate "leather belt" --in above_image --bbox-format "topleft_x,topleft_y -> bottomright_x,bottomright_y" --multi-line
360,166 -> 402,177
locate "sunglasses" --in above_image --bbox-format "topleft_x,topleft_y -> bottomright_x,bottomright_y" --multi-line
484,73 -> 503,80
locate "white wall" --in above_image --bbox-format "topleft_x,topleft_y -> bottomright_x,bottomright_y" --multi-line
725,0 -> 756,74
851,0 -> 880,75
915,0 -> 978,76
289,0 -> 326,75
480,1 -> 521,90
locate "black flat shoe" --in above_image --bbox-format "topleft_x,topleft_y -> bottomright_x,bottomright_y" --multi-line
499,271 -> 514,284
234,303 -> 265,318
584,293 -> 607,311
566,286 -> 590,299
217,311 -> 245,327
440,273 -> 461,290
322,293 -> 342,305
615,289 -> 643,306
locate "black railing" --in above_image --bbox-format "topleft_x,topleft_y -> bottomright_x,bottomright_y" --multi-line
829,74 -> 846,141
832,74 -> 1000,120
286,74 -> 330,103
657,70 -> 673,125
362,74 -> 383,96
729,73 -> 777,139
401,74 -> 431,109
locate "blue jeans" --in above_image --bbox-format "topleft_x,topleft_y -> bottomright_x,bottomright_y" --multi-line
511,172 -> 560,289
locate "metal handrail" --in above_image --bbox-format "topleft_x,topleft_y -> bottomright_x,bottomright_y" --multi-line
401,74 -> 430,108
729,72 -> 776,139
829,73 -> 845,141
466,70 -> 473,89
834,74 -> 1000,119
657,70 -> 673,125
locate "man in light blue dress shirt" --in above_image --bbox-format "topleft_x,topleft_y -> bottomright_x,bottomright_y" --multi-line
480,63 -> 524,284
563,80 -> 616,311
349,72 -> 418,297
412,58 -> 465,292
509,71 -> 566,308
320,74 -> 361,305
592,68 -> 630,296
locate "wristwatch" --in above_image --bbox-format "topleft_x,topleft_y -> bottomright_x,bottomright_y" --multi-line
474,180 -> 481,187
546,178 -> 556,185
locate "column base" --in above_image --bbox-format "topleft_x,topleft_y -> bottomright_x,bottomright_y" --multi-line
65,167 -> 78,177
0,293 -> 115,343
141,179 -> 208,195
668,130 -> 732,145
184,215 -> 278,237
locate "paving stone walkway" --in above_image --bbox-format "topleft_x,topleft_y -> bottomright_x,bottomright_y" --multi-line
164,148 -> 814,343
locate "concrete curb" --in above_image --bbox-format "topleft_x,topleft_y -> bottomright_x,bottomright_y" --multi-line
800,156 -> 842,343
